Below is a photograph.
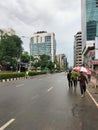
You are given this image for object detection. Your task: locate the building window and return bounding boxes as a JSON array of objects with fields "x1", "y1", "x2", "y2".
[
  {"x1": 92, "y1": 56, "x2": 95, "y2": 60},
  {"x1": 45, "y1": 36, "x2": 51, "y2": 42},
  {"x1": 31, "y1": 37, "x2": 34, "y2": 42},
  {"x1": 40, "y1": 37, "x2": 42, "y2": 43},
  {"x1": 96, "y1": 0, "x2": 98, "y2": 7}
]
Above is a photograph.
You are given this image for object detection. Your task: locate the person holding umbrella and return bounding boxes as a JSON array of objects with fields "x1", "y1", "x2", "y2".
[
  {"x1": 71, "y1": 70, "x2": 78, "y2": 90},
  {"x1": 78, "y1": 71, "x2": 88, "y2": 97}
]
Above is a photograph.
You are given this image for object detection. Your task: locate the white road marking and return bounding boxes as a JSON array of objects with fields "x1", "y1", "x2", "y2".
[
  {"x1": 47, "y1": 77, "x2": 51, "y2": 78},
  {"x1": 47, "y1": 87, "x2": 53, "y2": 92},
  {"x1": 0, "y1": 118, "x2": 15, "y2": 130},
  {"x1": 15, "y1": 84, "x2": 24, "y2": 87},
  {"x1": 31, "y1": 95, "x2": 40, "y2": 100},
  {"x1": 87, "y1": 89, "x2": 98, "y2": 108},
  {"x1": 39, "y1": 78, "x2": 42, "y2": 80}
]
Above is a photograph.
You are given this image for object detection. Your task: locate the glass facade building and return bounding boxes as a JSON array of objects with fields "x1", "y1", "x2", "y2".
[
  {"x1": 30, "y1": 31, "x2": 56, "y2": 62},
  {"x1": 81, "y1": 0, "x2": 98, "y2": 51}
]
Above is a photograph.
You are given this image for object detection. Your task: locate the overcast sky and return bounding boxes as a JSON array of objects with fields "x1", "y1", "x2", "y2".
[{"x1": 0, "y1": 0, "x2": 81, "y2": 66}]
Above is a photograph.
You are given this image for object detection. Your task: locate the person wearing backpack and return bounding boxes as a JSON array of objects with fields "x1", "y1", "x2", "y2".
[{"x1": 67, "y1": 70, "x2": 73, "y2": 88}]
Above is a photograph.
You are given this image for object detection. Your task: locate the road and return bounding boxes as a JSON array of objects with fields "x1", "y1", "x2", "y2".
[{"x1": 0, "y1": 72, "x2": 98, "y2": 130}]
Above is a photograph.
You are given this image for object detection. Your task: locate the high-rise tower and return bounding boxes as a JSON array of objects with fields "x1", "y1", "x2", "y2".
[
  {"x1": 81, "y1": 0, "x2": 98, "y2": 70},
  {"x1": 81, "y1": 0, "x2": 98, "y2": 52},
  {"x1": 74, "y1": 32, "x2": 82, "y2": 67},
  {"x1": 30, "y1": 31, "x2": 56, "y2": 62}
]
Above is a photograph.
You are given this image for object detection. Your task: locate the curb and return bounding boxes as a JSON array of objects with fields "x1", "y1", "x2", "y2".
[
  {"x1": 87, "y1": 89, "x2": 98, "y2": 108},
  {"x1": 87, "y1": 81, "x2": 98, "y2": 108},
  {"x1": 0, "y1": 77, "x2": 25, "y2": 82}
]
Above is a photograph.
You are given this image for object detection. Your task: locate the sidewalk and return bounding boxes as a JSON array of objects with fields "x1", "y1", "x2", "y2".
[{"x1": 87, "y1": 76, "x2": 98, "y2": 106}]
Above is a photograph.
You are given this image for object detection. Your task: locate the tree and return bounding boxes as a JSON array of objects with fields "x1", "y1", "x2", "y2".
[
  {"x1": 21, "y1": 52, "x2": 30, "y2": 63},
  {"x1": 32, "y1": 61, "x2": 41, "y2": 69},
  {"x1": 40, "y1": 54, "x2": 51, "y2": 70},
  {"x1": 11, "y1": 35, "x2": 23, "y2": 58},
  {"x1": 0, "y1": 34, "x2": 23, "y2": 70},
  {"x1": 31, "y1": 54, "x2": 56, "y2": 71},
  {"x1": 47, "y1": 61, "x2": 54, "y2": 70}
]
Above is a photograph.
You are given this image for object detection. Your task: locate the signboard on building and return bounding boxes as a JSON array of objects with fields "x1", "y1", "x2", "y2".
[
  {"x1": 90, "y1": 61, "x2": 98, "y2": 65},
  {"x1": 89, "y1": 51, "x2": 95, "y2": 56}
]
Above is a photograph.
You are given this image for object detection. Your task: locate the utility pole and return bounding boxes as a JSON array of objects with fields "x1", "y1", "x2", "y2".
[{"x1": 21, "y1": 36, "x2": 31, "y2": 70}]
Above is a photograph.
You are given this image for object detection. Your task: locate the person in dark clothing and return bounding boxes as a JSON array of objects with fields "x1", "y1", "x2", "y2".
[
  {"x1": 88, "y1": 74, "x2": 91, "y2": 82},
  {"x1": 78, "y1": 71, "x2": 88, "y2": 97},
  {"x1": 67, "y1": 70, "x2": 73, "y2": 88}
]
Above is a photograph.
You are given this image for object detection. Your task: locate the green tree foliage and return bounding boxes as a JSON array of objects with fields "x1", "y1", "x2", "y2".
[
  {"x1": 32, "y1": 54, "x2": 55, "y2": 71},
  {"x1": 0, "y1": 34, "x2": 23, "y2": 70},
  {"x1": 33, "y1": 61, "x2": 41, "y2": 69},
  {"x1": 47, "y1": 61, "x2": 54, "y2": 70},
  {"x1": 21, "y1": 52, "x2": 30, "y2": 63},
  {"x1": 11, "y1": 35, "x2": 23, "y2": 58},
  {"x1": 40, "y1": 54, "x2": 50, "y2": 69}
]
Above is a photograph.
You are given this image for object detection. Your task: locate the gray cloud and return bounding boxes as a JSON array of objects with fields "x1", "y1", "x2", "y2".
[{"x1": 0, "y1": 0, "x2": 81, "y2": 66}]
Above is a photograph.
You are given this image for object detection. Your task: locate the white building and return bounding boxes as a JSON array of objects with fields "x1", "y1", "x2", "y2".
[
  {"x1": 0, "y1": 28, "x2": 16, "y2": 36},
  {"x1": 81, "y1": 0, "x2": 98, "y2": 69},
  {"x1": 56, "y1": 54, "x2": 67, "y2": 70},
  {"x1": 74, "y1": 32, "x2": 82, "y2": 67},
  {"x1": 30, "y1": 31, "x2": 56, "y2": 62}
]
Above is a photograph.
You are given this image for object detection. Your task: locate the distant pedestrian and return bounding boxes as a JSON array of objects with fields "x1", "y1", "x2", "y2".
[
  {"x1": 67, "y1": 70, "x2": 73, "y2": 88},
  {"x1": 78, "y1": 71, "x2": 88, "y2": 97},
  {"x1": 88, "y1": 74, "x2": 91, "y2": 82},
  {"x1": 25, "y1": 69, "x2": 29, "y2": 79},
  {"x1": 87, "y1": 68, "x2": 91, "y2": 82}
]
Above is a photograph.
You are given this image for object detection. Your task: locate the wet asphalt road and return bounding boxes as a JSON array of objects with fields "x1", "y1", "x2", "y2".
[{"x1": 0, "y1": 72, "x2": 98, "y2": 130}]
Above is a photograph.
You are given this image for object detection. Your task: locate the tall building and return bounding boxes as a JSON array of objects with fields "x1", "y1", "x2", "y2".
[
  {"x1": 81, "y1": 0, "x2": 98, "y2": 52},
  {"x1": 74, "y1": 32, "x2": 82, "y2": 67},
  {"x1": 81, "y1": 0, "x2": 98, "y2": 70},
  {"x1": 56, "y1": 54, "x2": 68, "y2": 70},
  {"x1": 30, "y1": 31, "x2": 56, "y2": 62},
  {"x1": 0, "y1": 28, "x2": 16, "y2": 36}
]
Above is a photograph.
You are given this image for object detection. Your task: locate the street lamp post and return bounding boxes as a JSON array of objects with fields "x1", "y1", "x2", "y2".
[
  {"x1": 21, "y1": 36, "x2": 31, "y2": 70},
  {"x1": 17, "y1": 58, "x2": 21, "y2": 72}
]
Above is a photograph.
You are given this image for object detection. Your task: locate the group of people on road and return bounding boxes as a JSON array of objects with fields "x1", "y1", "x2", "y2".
[
  {"x1": 67, "y1": 70, "x2": 79, "y2": 88},
  {"x1": 67, "y1": 69, "x2": 89, "y2": 97}
]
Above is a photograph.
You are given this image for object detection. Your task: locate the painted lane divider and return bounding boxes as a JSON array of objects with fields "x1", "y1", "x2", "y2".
[
  {"x1": 15, "y1": 84, "x2": 24, "y2": 87},
  {"x1": 0, "y1": 118, "x2": 15, "y2": 130},
  {"x1": 39, "y1": 78, "x2": 42, "y2": 80},
  {"x1": 31, "y1": 95, "x2": 40, "y2": 101},
  {"x1": 47, "y1": 87, "x2": 53, "y2": 92}
]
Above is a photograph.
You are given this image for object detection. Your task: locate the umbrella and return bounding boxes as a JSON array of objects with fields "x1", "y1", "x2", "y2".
[
  {"x1": 86, "y1": 68, "x2": 91, "y2": 75},
  {"x1": 73, "y1": 66, "x2": 88, "y2": 73},
  {"x1": 79, "y1": 66, "x2": 88, "y2": 73},
  {"x1": 73, "y1": 66, "x2": 80, "y2": 71}
]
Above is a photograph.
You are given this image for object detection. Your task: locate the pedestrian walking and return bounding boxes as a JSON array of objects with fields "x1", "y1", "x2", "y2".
[
  {"x1": 87, "y1": 68, "x2": 92, "y2": 82},
  {"x1": 78, "y1": 71, "x2": 88, "y2": 97},
  {"x1": 71, "y1": 70, "x2": 78, "y2": 90},
  {"x1": 88, "y1": 74, "x2": 91, "y2": 82},
  {"x1": 25, "y1": 69, "x2": 29, "y2": 79},
  {"x1": 67, "y1": 70, "x2": 73, "y2": 88}
]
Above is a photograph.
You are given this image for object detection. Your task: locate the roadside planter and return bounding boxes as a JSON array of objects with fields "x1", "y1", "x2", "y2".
[
  {"x1": 0, "y1": 72, "x2": 25, "y2": 82},
  {"x1": 0, "y1": 71, "x2": 47, "y2": 82}
]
